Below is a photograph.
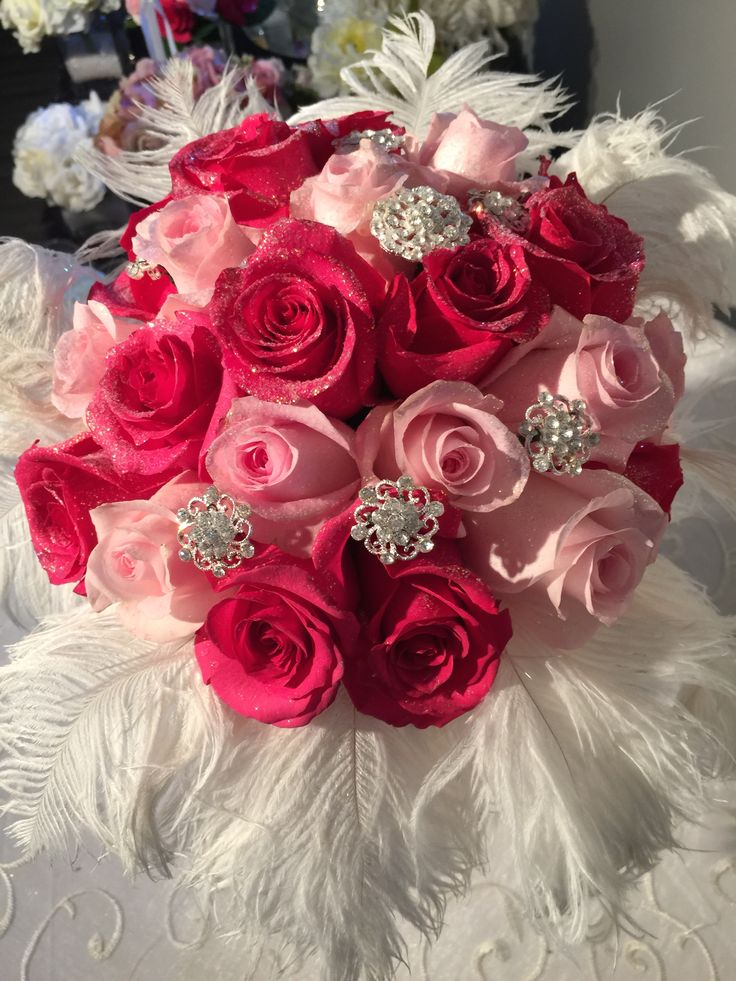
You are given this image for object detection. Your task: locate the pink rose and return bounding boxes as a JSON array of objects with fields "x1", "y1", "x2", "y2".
[
  {"x1": 86, "y1": 473, "x2": 221, "y2": 642},
  {"x1": 132, "y1": 194, "x2": 256, "y2": 296},
  {"x1": 51, "y1": 300, "x2": 141, "y2": 419},
  {"x1": 408, "y1": 108, "x2": 528, "y2": 196},
  {"x1": 206, "y1": 398, "x2": 360, "y2": 556},
  {"x1": 290, "y1": 139, "x2": 408, "y2": 237},
  {"x1": 485, "y1": 307, "x2": 685, "y2": 470},
  {"x1": 356, "y1": 381, "x2": 529, "y2": 512},
  {"x1": 248, "y1": 58, "x2": 285, "y2": 102},
  {"x1": 462, "y1": 469, "x2": 667, "y2": 648}
]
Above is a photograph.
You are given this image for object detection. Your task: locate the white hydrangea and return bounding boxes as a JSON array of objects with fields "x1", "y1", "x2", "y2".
[
  {"x1": 13, "y1": 94, "x2": 106, "y2": 213},
  {"x1": 306, "y1": 0, "x2": 539, "y2": 97},
  {"x1": 0, "y1": 0, "x2": 121, "y2": 54}
]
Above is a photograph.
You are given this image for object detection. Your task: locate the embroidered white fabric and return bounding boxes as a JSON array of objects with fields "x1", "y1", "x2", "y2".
[{"x1": 0, "y1": 323, "x2": 734, "y2": 981}]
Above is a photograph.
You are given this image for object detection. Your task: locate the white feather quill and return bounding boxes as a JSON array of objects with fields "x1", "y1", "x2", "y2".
[
  {"x1": 289, "y1": 12, "x2": 567, "y2": 153},
  {"x1": 77, "y1": 61, "x2": 275, "y2": 206}
]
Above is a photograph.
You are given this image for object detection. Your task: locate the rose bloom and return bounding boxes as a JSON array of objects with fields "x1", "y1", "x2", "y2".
[
  {"x1": 132, "y1": 194, "x2": 255, "y2": 297},
  {"x1": 356, "y1": 380, "x2": 528, "y2": 513},
  {"x1": 462, "y1": 468, "x2": 668, "y2": 648},
  {"x1": 291, "y1": 139, "x2": 408, "y2": 237},
  {"x1": 407, "y1": 108, "x2": 528, "y2": 196},
  {"x1": 51, "y1": 300, "x2": 141, "y2": 419},
  {"x1": 15, "y1": 433, "x2": 156, "y2": 586},
  {"x1": 521, "y1": 173, "x2": 645, "y2": 322},
  {"x1": 195, "y1": 563, "x2": 356, "y2": 727},
  {"x1": 379, "y1": 235, "x2": 550, "y2": 397},
  {"x1": 247, "y1": 57, "x2": 285, "y2": 102},
  {"x1": 169, "y1": 115, "x2": 321, "y2": 225},
  {"x1": 125, "y1": 0, "x2": 194, "y2": 42},
  {"x1": 85, "y1": 473, "x2": 222, "y2": 642},
  {"x1": 206, "y1": 397, "x2": 360, "y2": 556},
  {"x1": 88, "y1": 264, "x2": 175, "y2": 322},
  {"x1": 486, "y1": 307, "x2": 685, "y2": 470},
  {"x1": 87, "y1": 321, "x2": 236, "y2": 478},
  {"x1": 207, "y1": 219, "x2": 384, "y2": 418}
]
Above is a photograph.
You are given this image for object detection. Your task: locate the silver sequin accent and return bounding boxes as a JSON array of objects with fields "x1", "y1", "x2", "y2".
[
  {"x1": 126, "y1": 258, "x2": 162, "y2": 280},
  {"x1": 350, "y1": 475, "x2": 445, "y2": 564},
  {"x1": 334, "y1": 128, "x2": 406, "y2": 153},
  {"x1": 371, "y1": 185, "x2": 472, "y2": 262},
  {"x1": 519, "y1": 392, "x2": 600, "y2": 476},
  {"x1": 176, "y1": 486, "x2": 254, "y2": 578},
  {"x1": 468, "y1": 188, "x2": 529, "y2": 233}
]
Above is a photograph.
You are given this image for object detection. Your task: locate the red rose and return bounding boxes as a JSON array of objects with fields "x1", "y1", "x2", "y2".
[
  {"x1": 299, "y1": 111, "x2": 405, "y2": 168},
  {"x1": 590, "y1": 440, "x2": 683, "y2": 516},
  {"x1": 169, "y1": 115, "x2": 321, "y2": 225},
  {"x1": 15, "y1": 433, "x2": 155, "y2": 586},
  {"x1": 86, "y1": 320, "x2": 236, "y2": 477},
  {"x1": 346, "y1": 556, "x2": 510, "y2": 728},
  {"x1": 522, "y1": 173, "x2": 644, "y2": 321},
  {"x1": 194, "y1": 564, "x2": 356, "y2": 727},
  {"x1": 207, "y1": 218, "x2": 384, "y2": 418},
  {"x1": 88, "y1": 267, "x2": 174, "y2": 323}
]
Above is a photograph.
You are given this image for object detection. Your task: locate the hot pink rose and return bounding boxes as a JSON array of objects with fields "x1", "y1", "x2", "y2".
[
  {"x1": 195, "y1": 563, "x2": 355, "y2": 727},
  {"x1": 408, "y1": 108, "x2": 528, "y2": 196},
  {"x1": 206, "y1": 398, "x2": 360, "y2": 556},
  {"x1": 356, "y1": 381, "x2": 529, "y2": 513},
  {"x1": 462, "y1": 469, "x2": 667, "y2": 648},
  {"x1": 85, "y1": 474, "x2": 221, "y2": 642},
  {"x1": 132, "y1": 194, "x2": 256, "y2": 296},
  {"x1": 52, "y1": 301, "x2": 141, "y2": 419},
  {"x1": 485, "y1": 307, "x2": 686, "y2": 470},
  {"x1": 291, "y1": 140, "x2": 408, "y2": 237}
]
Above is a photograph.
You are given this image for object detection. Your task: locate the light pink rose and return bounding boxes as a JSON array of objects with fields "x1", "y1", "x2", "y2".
[
  {"x1": 485, "y1": 307, "x2": 686, "y2": 470},
  {"x1": 408, "y1": 108, "x2": 528, "y2": 197},
  {"x1": 206, "y1": 398, "x2": 360, "y2": 556},
  {"x1": 132, "y1": 194, "x2": 256, "y2": 296},
  {"x1": 51, "y1": 300, "x2": 141, "y2": 419},
  {"x1": 86, "y1": 473, "x2": 220, "y2": 643},
  {"x1": 356, "y1": 380, "x2": 529, "y2": 512},
  {"x1": 291, "y1": 139, "x2": 408, "y2": 236},
  {"x1": 249, "y1": 58, "x2": 285, "y2": 102},
  {"x1": 462, "y1": 468, "x2": 667, "y2": 648}
]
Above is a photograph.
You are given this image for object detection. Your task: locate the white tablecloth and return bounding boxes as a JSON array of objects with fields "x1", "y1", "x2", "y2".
[{"x1": 1, "y1": 325, "x2": 735, "y2": 981}]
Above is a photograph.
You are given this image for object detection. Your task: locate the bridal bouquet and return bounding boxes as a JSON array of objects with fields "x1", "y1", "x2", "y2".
[{"x1": 2, "y1": 14, "x2": 736, "y2": 981}]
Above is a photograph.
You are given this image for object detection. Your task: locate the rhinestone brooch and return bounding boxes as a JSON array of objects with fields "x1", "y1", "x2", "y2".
[
  {"x1": 176, "y1": 486, "x2": 255, "y2": 578},
  {"x1": 468, "y1": 188, "x2": 529, "y2": 233},
  {"x1": 519, "y1": 392, "x2": 600, "y2": 476},
  {"x1": 126, "y1": 258, "x2": 162, "y2": 280},
  {"x1": 350, "y1": 476, "x2": 445, "y2": 564},
  {"x1": 371, "y1": 186, "x2": 472, "y2": 262},
  {"x1": 334, "y1": 128, "x2": 406, "y2": 153}
]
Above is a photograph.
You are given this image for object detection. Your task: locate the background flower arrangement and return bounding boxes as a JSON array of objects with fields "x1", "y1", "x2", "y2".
[
  {"x1": 0, "y1": 0, "x2": 120, "y2": 52},
  {"x1": 1, "y1": 11, "x2": 736, "y2": 981}
]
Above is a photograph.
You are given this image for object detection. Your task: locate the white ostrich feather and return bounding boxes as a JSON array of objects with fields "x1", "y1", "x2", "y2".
[
  {"x1": 553, "y1": 108, "x2": 736, "y2": 338},
  {"x1": 77, "y1": 62, "x2": 275, "y2": 206},
  {"x1": 289, "y1": 12, "x2": 568, "y2": 153},
  {"x1": 0, "y1": 558, "x2": 733, "y2": 979}
]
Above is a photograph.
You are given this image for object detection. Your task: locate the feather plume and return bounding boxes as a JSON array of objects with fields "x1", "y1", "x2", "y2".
[
  {"x1": 289, "y1": 12, "x2": 568, "y2": 153},
  {"x1": 1, "y1": 560, "x2": 733, "y2": 979},
  {"x1": 553, "y1": 108, "x2": 736, "y2": 337},
  {"x1": 77, "y1": 63, "x2": 276, "y2": 206}
]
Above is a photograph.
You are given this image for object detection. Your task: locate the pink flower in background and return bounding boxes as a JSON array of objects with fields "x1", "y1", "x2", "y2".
[
  {"x1": 248, "y1": 58, "x2": 285, "y2": 102},
  {"x1": 85, "y1": 473, "x2": 220, "y2": 642},
  {"x1": 132, "y1": 194, "x2": 256, "y2": 296},
  {"x1": 462, "y1": 468, "x2": 667, "y2": 648},
  {"x1": 206, "y1": 397, "x2": 360, "y2": 556},
  {"x1": 356, "y1": 380, "x2": 529, "y2": 513},
  {"x1": 486, "y1": 307, "x2": 685, "y2": 470},
  {"x1": 52, "y1": 300, "x2": 141, "y2": 419}
]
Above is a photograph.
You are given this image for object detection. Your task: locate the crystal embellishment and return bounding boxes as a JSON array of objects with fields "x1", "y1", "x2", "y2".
[
  {"x1": 126, "y1": 258, "x2": 162, "y2": 280},
  {"x1": 519, "y1": 392, "x2": 600, "y2": 476},
  {"x1": 468, "y1": 188, "x2": 529, "y2": 232},
  {"x1": 350, "y1": 475, "x2": 445, "y2": 564},
  {"x1": 176, "y1": 486, "x2": 254, "y2": 578},
  {"x1": 371, "y1": 186, "x2": 472, "y2": 261},
  {"x1": 335, "y1": 128, "x2": 406, "y2": 153}
]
